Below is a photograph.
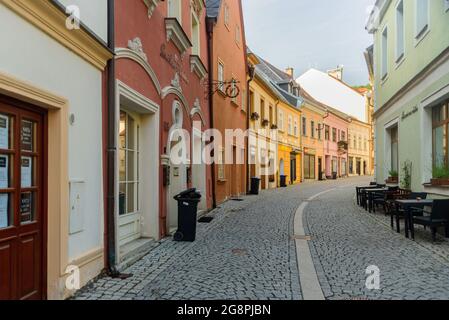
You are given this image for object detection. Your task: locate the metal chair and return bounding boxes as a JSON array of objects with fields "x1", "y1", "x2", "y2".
[{"x1": 411, "y1": 199, "x2": 449, "y2": 242}]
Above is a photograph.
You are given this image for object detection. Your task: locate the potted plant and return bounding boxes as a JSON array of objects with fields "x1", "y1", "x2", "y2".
[
  {"x1": 386, "y1": 170, "x2": 398, "y2": 184},
  {"x1": 431, "y1": 165, "x2": 449, "y2": 186},
  {"x1": 401, "y1": 161, "x2": 412, "y2": 190},
  {"x1": 250, "y1": 112, "x2": 260, "y2": 121},
  {"x1": 262, "y1": 119, "x2": 269, "y2": 127},
  {"x1": 270, "y1": 124, "x2": 278, "y2": 130}
]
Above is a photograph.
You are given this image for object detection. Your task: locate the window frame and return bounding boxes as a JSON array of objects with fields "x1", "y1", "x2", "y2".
[
  {"x1": 415, "y1": 0, "x2": 430, "y2": 43},
  {"x1": 218, "y1": 60, "x2": 225, "y2": 93},
  {"x1": 395, "y1": 0, "x2": 405, "y2": 64},
  {"x1": 432, "y1": 100, "x2": 449, "y2": 169},
  {"x1": 381, "y1": 25, "x2": 389, "y2": 81}
]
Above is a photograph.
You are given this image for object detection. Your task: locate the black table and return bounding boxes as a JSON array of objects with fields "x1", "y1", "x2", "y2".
[
  {"x1": 365, "y1": 188, "x2": 388, "y2": 213},
  {"x1": 356, "y1": 186, "x2": 382, "y2": 206},
  {"x1": 395, "y1": 199, "x2": 434, "y2": 239}
]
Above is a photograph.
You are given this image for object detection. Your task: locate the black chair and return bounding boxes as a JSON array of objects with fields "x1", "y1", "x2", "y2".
[
  {"x1": 391, "y1": 192, "x2": 428, "y2": 232},
  {"x1": 411, "y1": 199, "x2": 449, "y2": 242},
  {"x1": 372, "y1": 186, "x2": 399, "y2": 213}
]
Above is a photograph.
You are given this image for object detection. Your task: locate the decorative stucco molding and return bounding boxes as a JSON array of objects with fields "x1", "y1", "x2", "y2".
[
  {"x1": 115, "y1": 47, "x2": 162, "y2": 94},
  {"x1": 1, "y1": 0, "x2": 112, "y2": 70},
  {"x1": 190, "y1": 55, "x2": 207, "y2": 80},
  {"x1": 142, "y1": 0, "x2": 161, "y2": 18},
  {"x1": 171, "y1": 73, "x2": 182, "y2": 92},
  {"x1": 127, "y1": 37, "x2": 148, "y2": 62},
  {"x1": 165, "y1": 18, "x2": 192, "y2": 54},
  {"x1": 190, "y1": 98, "x2": 206, "y2": 125}
]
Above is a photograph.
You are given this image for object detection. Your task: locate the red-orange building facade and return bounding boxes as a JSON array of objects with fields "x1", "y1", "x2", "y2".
[{"x1": 206, "y1": 0, "x2": 248, "y2": 204}]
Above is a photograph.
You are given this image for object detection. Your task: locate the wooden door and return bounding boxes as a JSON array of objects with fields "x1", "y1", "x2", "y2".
[{"x1": 0, "y1": 97, "x2": 45, "y2": 300}]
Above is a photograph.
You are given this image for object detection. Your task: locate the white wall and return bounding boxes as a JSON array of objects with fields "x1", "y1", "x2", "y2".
[
  {"x1": 58, "y1": 0, "x2": 108, "y2": 42},
  {"x1": 0, "y1": 4, "x2": 104, "y2": 261}
]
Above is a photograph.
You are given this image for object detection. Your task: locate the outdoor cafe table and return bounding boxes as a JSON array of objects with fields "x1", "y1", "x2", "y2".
[
  {"x1": 364, "y1": 188, "x2": 389, "y2": 213},
  {"x1": 395, "y1": 199, "x2": 434, "y2": 239},
  {"x1": 356, "y1": 186, "x2": 382, "y2": 206}
]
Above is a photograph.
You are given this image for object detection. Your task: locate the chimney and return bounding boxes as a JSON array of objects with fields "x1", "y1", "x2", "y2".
[
  {"x1": 327, "y1": 65, "x2": 344, "y2": 80},
  {"x1": 285, "y1": 67, "x2": 294, "y2": 78}
]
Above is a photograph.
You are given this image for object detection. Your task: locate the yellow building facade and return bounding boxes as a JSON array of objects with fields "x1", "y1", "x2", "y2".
[
  {"x1": 348, "y1": 118, "x2": 371, "y2": 176},
  {"x1": 277, "y1": 100, "x2": 302, "y2": 186},
  {"x1": 299, "y1": 98, "x2": 326, "y2": 181}
]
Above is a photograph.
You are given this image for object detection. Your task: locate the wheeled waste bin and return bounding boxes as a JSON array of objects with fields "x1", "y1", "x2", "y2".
[{"x1": 173, "y1": 188, "x2": 202, "y2": 242}]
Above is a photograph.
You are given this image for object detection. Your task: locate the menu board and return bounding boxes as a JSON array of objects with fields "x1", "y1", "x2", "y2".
[
  {"x1": 0, "y1": 114, "x2": 9, "y2": 150},
  {"x1": 21, "y1": 156, "x2": 32, "y2": 188},
  {"x1": 20, "y1": 192, "x2": 32, "y2": 223},
  {"x1": 21, "y1": 120, "x2": 33, "y2": 152},
  {"x1": 0, "y1": 155, "x2": 8, "y2": 228}
]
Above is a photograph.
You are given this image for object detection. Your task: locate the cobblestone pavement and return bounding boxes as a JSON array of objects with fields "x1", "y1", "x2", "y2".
[
  {"x1": 305, "y1": 179, "x2": 449, "y2": 300},
  {"x1": 73, "y1": 177, "x2": 449, "y2": 300},
  {"x1": 73, "y1": 179, "x2": 339, "y2": 300}
]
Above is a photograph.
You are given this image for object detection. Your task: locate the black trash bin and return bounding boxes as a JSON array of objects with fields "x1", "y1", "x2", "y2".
[
  {"x1": 173, "y1": 188, "x2": 202, "y2": 242},
  {"x1": 332, "y1": 172, "x2": 338, "y2": 180},
  {"x1": 280, "y1": 175, "x2": 287, "y2": 187},
  {"x1": 250, "y1": 177, "x2": 261, "y2": 195}
]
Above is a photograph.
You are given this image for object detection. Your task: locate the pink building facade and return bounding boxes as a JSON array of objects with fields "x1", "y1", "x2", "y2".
[{"x1": 323, "y1": 111, "x2": 349, "y2": 179}]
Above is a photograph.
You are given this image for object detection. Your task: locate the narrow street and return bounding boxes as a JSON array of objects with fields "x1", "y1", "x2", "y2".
[{"x1": 74, "y1": 177, "x2": 449, "y2": 300}]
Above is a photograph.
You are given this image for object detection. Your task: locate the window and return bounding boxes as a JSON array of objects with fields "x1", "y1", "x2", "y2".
[
  {"x1": 348, "y1": 134, "x2": 352, "y2": 148},
  {"x1": 294, "y1": 118, "x2": 298, "y2": 136},
  {"x1": 288, "y1": 116, "x2": 292, "y2": 135},
  {"x1": 119, "y1": 111, "x2": 140, "y2": 216},
  {"x1": 341, "y1": 131, "x2": 346, "y2": 142},
  {"x1": 415, "y1": 0, "x2": 429, "y2": 39},
  {"x1": 358, "y1": 136, "x2": 362, "y2": 150},
  {"x1": 390, "y1": 127, "x2": 399, "y2": 172},
  {"x1": 218, "y1": 148, "x2": 225, "y2": 180},
  {"x1": 396, "y1": 0, "x2": 405, "y2": 62},
  {"x1": 364, "y1": 138, "x2": 367, "y2": 151},
  {"x1": 167, "y1": 0, "x2": 181, "y2": 23},
  {"x1": 235, "y1": 25, "x2": 241, "y2": 46},
  {"x1": 311, "y1": 121, "x2": 315, "y2": 138},
  {"x1": 381, "y1": 27, "x2": 388, "y2": 79},
  {"x1": 278, "y1": 111, "x2": 284, "y2": 131},
  {"x1": 218, "y1": 62, "x2": 224, "y2": 92},
  {"x1": 302, "y1": 117, "x2": 307, "y2": 136},
  {"x1": 260, "y1": 99, "x2": 265, "y2": 123},
  {"x1": 249, "y1": 90, "x2": 254, "y2": 114},
  {"x1": 224, "y1": 3, "x2": 230, "y2": 28},
  {"x1": 304, "y1": 154, "x2": 316, "y2": 180},
  {"x1": 241, "y1": 89, "x2": 246, "y2": 112},
  {"x1": 325, "y1": 125, "x2": 330, "y2": 140},
  {"x1": 332, "y1": 128, "x2": 337, "y2": 142},
  {"x1": 269, "y1": 105, "x2": 274, "y2": 126},
  {"x1": 318, "y1": 123, "x2": 322, "y2": 140},
  {"x1": 445, "y1": 0, "x2": 449, "y2": 12},
  {"x1": 191, "y1": 12, "x2": 200, "y2": 56},
  {"x1": 349, "y1": 157, "x2": 354, "y2": 174},
  {"x1": 432, "y1": 101, "x2": 448, "y2": 170},
  {"x1": 354, "y1": 135, "x2": 357, "y2": 149}
]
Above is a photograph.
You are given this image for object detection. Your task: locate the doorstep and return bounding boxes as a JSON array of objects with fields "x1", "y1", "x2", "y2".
[{"x1": 117, "y1": 238, "x2": 159, "y2": 272}]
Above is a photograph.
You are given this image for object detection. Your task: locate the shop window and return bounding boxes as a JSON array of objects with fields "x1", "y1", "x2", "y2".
[
  {"x1": 304, "y1": 154, "x2": 316, "y2": 180},
  {"x1": 432, "y1": 101, "x2": 448, "y2": 169},
  {"x1": 349, "y1": 157, "x2": 354, "y2": 174}
]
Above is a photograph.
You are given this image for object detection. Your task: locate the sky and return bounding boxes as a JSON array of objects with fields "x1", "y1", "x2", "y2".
[{"x1": 242, "y1": 0, "x2": 375, "y2": 86}]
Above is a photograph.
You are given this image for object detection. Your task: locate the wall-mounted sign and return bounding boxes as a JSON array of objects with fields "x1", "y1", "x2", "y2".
[
  {"x1": 20, "y1": 192, "x2": 32, "y2": 223},
  {"x1": 21, "y1": 156, "x2": 32, "y2": 188},
  {"x1": 401, "y1": 106, "x2": 418, "y2": 121}
]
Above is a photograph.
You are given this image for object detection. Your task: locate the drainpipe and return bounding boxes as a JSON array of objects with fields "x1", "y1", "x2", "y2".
[
  {"x1": 246, "y1": 64, "x2": 256, "y2": 193},
  {"x1": 206, "y1": 18, "x2": 217, "y2": 209},
  {"x1": 106, "y1": 0, "x2": 119, "y2": 276}
]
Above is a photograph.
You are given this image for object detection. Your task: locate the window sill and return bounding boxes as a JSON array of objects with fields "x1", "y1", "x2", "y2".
[
  {"x1": 414, "y1": 27, "x2": 430, "y2": 48},
  {"x1": 230, "y1": 100, "x2": 239, "y2": 108},
  {"x1": 217, "y1": 178, "x2": 227, "y2": 184},
  {"x1": 381, "y1": 74, "x2": 389, "y2": 86},
  {"x1": 394, "y1": 54, "x2": 405, "y2": 70},
  {"x1": 217, "y1": 89, "x2": 227, "y2": 98},
  {"x1": 423, "y1": 183, "x2": 449, "y2": 197}
]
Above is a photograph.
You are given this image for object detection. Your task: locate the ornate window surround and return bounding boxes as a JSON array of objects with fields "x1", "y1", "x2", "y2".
[{"x1": 165, "y1": 18, "x2": 192, "y2": 54}]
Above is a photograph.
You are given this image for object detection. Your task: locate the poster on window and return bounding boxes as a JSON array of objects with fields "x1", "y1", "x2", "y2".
[
  {"x1": 0, "y1": 155, "x2": 8, "y2": 188},
  {"x1": 21, "y1": 120, "x2": 33, "y2": 152},
  {"x1": 20, "y1": 192, "x2": 32, "y2": 223},
  {"x1": 21, "y1": 156, "x2": 32, "y2": 188},
  {"x1": 0, "y1": 115, "x2": 9, "y2": 150},
  {"x1": 0, "y1": 194, "x2": 8, "y2": 228}
]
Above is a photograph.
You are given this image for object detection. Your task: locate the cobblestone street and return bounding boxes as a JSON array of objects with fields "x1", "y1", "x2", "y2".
[{"x1": 74, "y1": 177, "x2": 449, "y2": 300}]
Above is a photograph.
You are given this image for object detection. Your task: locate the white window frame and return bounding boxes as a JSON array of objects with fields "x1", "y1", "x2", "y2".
[
  {"x1": 235, "y1": 25, "x2": 241, "y2": 46},
  {"x1": 218, "y1": 60, "x2": 225, "y2": 92},
  {"x1": 414, "y1": 0, "x2": 430, "y2": 45},
  {"x1": 381, "y1": 25, "x2": 389, "y2": 81},
  {"x1": 294, "y1": 118, "x2": 298, "y2": 137},
  {"x1": 167, "y1": 0, "x2": 182, "y2": 24},
  {"x1": 395, "y1": 0, "x2": 405, "y2": 65},
  {"x1": 191, "y1": 9, "x2": 200, "y2": 56},
  {"x1": 288, "y1": 116, "x2": 292, "y2": 135},
  {"x1": 278, "y1": 110, "x2": 284, "y2": 131}
]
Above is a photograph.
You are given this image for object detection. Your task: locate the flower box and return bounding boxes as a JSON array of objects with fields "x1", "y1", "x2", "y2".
[
  {"x1": 386, "y1": 177, "x2": 398, "y2": 184},
  {"x1": 250, "y1": 112, "x2": 260, "y2": 121},
  {"x1": 430, "y1": 178, "x2": 449, "y2": 186}
]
